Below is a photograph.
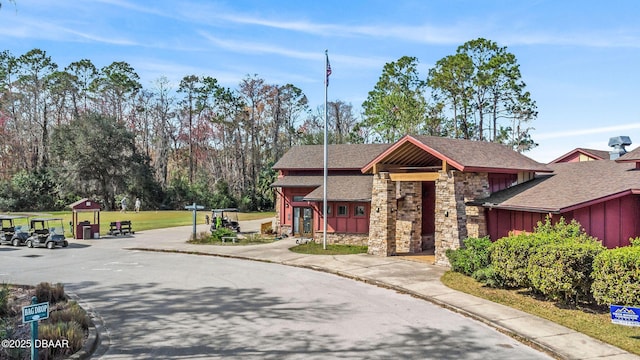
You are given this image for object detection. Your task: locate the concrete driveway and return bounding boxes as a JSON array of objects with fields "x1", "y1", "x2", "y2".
[{"x1": 0, "y1": 220, "x2": 554, "y2": 359}]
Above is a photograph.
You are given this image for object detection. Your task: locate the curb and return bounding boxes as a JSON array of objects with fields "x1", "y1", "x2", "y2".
[
  {"x1": 67, "y1": 292, "x2": 106, "y2": 360},
  {"x1": 128, "y1": 247, "x2": 562, "y2": 359}
]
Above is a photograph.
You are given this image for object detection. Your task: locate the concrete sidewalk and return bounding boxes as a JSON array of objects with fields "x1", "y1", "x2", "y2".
[{"x1": 110, "y1": 221, "x2": 638, "y2": 360}]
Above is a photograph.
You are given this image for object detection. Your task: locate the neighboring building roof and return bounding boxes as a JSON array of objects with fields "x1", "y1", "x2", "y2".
[
  {"x1": 473, "y1": 160, "x2": 640, "y2": 213},
  {"x1": 273, "y1": 143, "x2": 391, "y2": 170},
  {"x1": 616, "y1": 146, "x2": 640, "y2": 163},
  {"x1": 362, "y1": 135, "x2": 551, "y2": 174},
  {"x1": 302, "y1": 175, "x2": 374, "y2": 202},
  {"x1": 548, "y1": 148, "x2": 610, "y2": 164}
]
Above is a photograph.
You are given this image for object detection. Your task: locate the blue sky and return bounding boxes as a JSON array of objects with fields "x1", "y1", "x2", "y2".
[{"x1": 2, "y1": 0, "x2": 640, "y2": 163}]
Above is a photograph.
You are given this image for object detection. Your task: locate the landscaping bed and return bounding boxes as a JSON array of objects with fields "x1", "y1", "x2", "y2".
[{"x1": 0, "y1": 283, "x2": 89, "y2": 360}]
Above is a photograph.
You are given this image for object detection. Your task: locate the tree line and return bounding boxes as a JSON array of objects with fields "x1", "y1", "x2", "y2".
[{"x1": 0, "y1": 38, "x2": 537, "y2": 212}]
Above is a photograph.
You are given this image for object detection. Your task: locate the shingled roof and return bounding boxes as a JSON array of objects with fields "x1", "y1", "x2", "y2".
[
  {"x1": 273, "y1": 144, "x2": 391, "y2": 170},
  {"x1": 363, "y1": 135, "x2": 550, "y2": 174},
  {"x1": 301, "y1": 175, "x2": 374, "y2": 202},
  {"x1": 473, "y1": 160, "x2": 640, "y2": 213},
  {"x1": 616, "y1": 146, "x2": 640, "y2": 162},
  {"x1": 270, "y1": 175, "x2": 373, "y2": 202},
  {"x1": 271, "y1": 176, "x2": 323, "y2": 188},
  {"x1": 549, "y1": 148, "x2": 610, "y2": 164}
]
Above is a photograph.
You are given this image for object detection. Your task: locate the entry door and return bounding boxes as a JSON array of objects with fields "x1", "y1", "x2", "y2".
[{"x1": 293, "y1": 207, "x2": 313, "y2": 237}]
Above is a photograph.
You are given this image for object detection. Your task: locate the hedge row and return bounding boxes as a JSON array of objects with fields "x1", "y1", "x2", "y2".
[
  {"x1": 591, "y1": 239, "x2": 640, "y2": 306},
  {"x1": 446, "y1": 218, "x2": 640, "y2": 306}
]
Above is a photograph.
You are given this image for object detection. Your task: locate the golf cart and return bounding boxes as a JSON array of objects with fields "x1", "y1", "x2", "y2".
[
  {"x1": 0, "y1": 215, "x2": 28, "y2": 246},
  {"x1": 210, "y1": 208, "x2": 241, "y2": 233},
  {"x1": 25, "y1": 217, "x2": 68, "y2": 249}
]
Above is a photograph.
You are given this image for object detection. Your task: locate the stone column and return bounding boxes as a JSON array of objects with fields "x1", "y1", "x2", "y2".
[
  {"x1": 394, "y1": 181, "x2": 422, "y2": 253},
  {"x1": 274, "y1": 188, "x2": 282, "y2": 234},
  {"x1": 368, "y1": 172, "x2": 396, "y2": 256},
  {"x1": 434, "y1": 171, "x2": 489, "y2": 265}
]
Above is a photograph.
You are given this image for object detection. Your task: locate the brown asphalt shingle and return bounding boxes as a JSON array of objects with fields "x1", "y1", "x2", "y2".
[
  {"x1": 617, "y1": 146, "x2": 640, "y2": 162},
  {"x1": 411, "y1": 135, "x2": 551, "y2": 172},
  {"x1": 271, "y1": 175, "x2": 373, "y2": 202},
  {"x1": 271, "y1": 176, "x2": 323, "y2": 188},
  {"x1": 302, "y1": 175, "x2": 374, "y2": 202},
  {"x1": 475, "y1": 160, "x2": 640, "y2": 212},
  {"x1": 273, "y1": 144, "x2": 391, "y2": 170}
]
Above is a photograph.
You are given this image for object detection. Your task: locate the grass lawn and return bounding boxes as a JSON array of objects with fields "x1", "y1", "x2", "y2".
[
  {"x1": 13, "y1": 210, "x2": 275, "y2": 236},
  {"x1": 289, "y1": 241, "x2": 368, "y2": 255},
  {"x1": 441, "y1": 271, "x2": 640, "y2": 355}
]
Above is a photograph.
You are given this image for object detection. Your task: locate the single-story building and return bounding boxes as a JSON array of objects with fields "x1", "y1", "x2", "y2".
[{"x1": 272, "y1": 135, "x2": 640, "y2": 265}]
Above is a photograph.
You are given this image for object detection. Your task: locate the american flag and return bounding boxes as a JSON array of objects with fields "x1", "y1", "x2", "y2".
[{"x1": 326, "y1": 54, "x2": 332, "y2": 86}]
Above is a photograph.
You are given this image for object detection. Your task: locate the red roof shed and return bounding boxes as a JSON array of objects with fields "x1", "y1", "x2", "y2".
[{"x1": 69, "y1": 198, "x2": 101, "y2": 239}]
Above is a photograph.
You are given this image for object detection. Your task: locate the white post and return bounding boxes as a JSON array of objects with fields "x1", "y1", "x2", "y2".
[{"x1": 323, "y1": 50, "x2": 329, "y2": 250}]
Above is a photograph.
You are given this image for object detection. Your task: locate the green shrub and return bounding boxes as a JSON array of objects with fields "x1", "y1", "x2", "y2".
[
  {"x1": 445, "y1": 237, "x2": 492, "y2": 276},
  {"x1": 47, "y1": 301, "x2": 91, "y2": 330},
  {"x1": 490, "y1": 233, "x2": 543, "y2": 288},
  {"x1": 0, "y1": 283, "x2": 9, "y2": 317},
  {"x1": 39, "y1": 321, "x2": 85, "y2": 358},
  {"x1": 527, "y1": 240, "x2": 605, "y2": 303},
  {"x1": 592, "y1": 245, "x2": 640, "y2": 306},
  {"x1": 471, "y1": 265, "x2": 503, "y2": 288},
  {"x1": 35, "y1": 282, "x2": 66, "y2": 304},
  {"x1": 534, "y1": 217, "x2": 590, "y2": 241},
  {"x1": 490, "y1": 217, "x2": 593, "y2": 289},
  {"x1": 211, "y1": 228, "x2": 237, "y2": 241}
]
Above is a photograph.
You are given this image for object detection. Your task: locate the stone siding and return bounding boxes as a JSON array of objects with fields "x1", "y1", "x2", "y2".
[
  {"x1": 434, "y1": 171, "x2": 489, "y2": 265},
  {"x1": 394, "y1": 181, "x2": 422, "y2": 253},
  {"x1": 274, "y1": 189, "x2": 282, "y2": 234},
  {"x1": 368, "y1": 174, "x2": 423, "y2": 256},
  {"x1": 313, "y1": 232, "x2": 368, "y2": 246},
  {"x1": 367, "y1": 172, "x2": 396, "y2": 256}
]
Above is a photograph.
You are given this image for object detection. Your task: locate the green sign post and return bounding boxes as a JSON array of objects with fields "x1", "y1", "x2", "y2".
[{"x1": 22, "y1": 297, "x2": 49, "y2": 360}]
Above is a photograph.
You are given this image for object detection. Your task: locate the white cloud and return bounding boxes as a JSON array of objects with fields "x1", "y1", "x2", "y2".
[
  {"x1": 535, "y1": 123, "x2": 640, "y2": 140},
  {"x1": 197, "y1": 31, "x2": 384, "y2": 69},
  {"x1": 199, "y1": 9, "x2": 640, "y2": 49}
]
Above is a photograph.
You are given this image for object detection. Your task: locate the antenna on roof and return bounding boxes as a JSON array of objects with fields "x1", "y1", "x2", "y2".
[{"x1": 608, "y1": 136, "x2": 632, "y2": 160}]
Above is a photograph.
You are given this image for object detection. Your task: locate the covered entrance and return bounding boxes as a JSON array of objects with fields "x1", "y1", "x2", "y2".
[{"x1": 293, "y1": 207, "x2": 313, "y2": 237}]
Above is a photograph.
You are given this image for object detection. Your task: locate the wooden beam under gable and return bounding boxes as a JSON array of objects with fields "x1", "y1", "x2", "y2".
[{"x1": 389, "y1": 172, "x2": 440, "y2": 182}]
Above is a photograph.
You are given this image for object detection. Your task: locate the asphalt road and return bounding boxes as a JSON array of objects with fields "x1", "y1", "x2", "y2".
[{"x1": 0, "y1": 227, "x2": 553, "y2": 359}]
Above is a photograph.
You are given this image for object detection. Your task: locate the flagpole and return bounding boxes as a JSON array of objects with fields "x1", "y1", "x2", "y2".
[{"x1": 323, "y1": 50, "x2": 329, "y2": 250}]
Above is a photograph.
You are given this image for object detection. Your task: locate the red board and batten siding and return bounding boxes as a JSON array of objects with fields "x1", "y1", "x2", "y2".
[
  {"x1": 488, "y1": 173, "x2": 518, "y2": 193},
  {"x1": 311, "y1": 202, "x2": 370, "y2": 234},
  {"x1": 279, "y1": 188, "x2": 370, "y2": 234},
  {"x1": 486, "y1": 194, "x2": 640, "y2": 248},
  {"x1": 569, "y1": 195, "x2": 640, "y2": 248},
  {"x1": 280, "y1": 187, "x2": 317, "y2": 227}
]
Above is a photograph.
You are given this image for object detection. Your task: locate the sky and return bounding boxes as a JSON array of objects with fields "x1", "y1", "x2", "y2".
[{"x1": 1, "y1": 0, "x2": 640, "y2": 163}]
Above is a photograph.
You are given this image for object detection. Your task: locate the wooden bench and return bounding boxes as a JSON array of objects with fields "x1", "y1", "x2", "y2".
[
  {"x1": 108, "y1": 221, "x2": 134, "y2": 236},
  {"x1": 221, "y1": 236, "x2": 237, "y2": 243}
]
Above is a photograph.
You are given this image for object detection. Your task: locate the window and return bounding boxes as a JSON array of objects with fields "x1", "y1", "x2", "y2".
[
  {"x1": 354, "y1": 205, "x2": 366, "y2": 217},
  {"x1": 292, "y1": 195, "x2": 305, "y2": 202},
  {"x1": 320, "y1": 204, "x2": 332, "y2": 216},
  {"x1": 337, "y1": 205, "x2": 348, "y2": 216}
]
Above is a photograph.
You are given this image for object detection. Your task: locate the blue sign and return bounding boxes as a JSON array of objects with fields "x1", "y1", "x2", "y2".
[
  {"x1": 22, "y1": 302, "x2": 49, "y2": 323},
  {"x1": 610, "y1": 305, "x2": 640, "y2": 327}
]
